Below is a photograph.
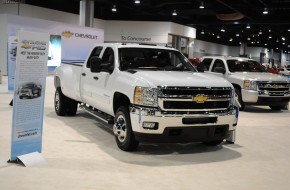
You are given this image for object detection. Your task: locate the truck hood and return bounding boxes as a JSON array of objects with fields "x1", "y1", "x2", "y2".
[
  {"x1": 133, "y1": 71, "x2": 232, "y2": 88},
  {"x1": 231, "y1": 72, "x2": 289, "y2": 82}
]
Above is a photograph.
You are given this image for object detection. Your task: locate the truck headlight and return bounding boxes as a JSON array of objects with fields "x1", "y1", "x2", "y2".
[
  {"x1": 134, "y1": 87, "x2": 159, "y2": 107},
  {"x1": 243, "y1": 80, "x2": 257, "y2": 90}
]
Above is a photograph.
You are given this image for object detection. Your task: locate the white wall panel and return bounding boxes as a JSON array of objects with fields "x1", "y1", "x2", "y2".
[{"x1": 0, "y1": 14, "x2": 8, "y2": 75}]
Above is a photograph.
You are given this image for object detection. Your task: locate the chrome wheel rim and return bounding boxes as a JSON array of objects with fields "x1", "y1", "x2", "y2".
[
  {"x1": 55, "y1": 91, "x2": 60, "y2": 112},
  {"x1": 113, "y1": 115, "x2": 127, "y2": 143}
]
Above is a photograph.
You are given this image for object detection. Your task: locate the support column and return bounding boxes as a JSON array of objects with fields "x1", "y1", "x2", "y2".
[
  {"x1": 79, "y1": 0, "x2": 94, "y2": 27},
  {"x1": 239, "y1": 43, "x2": 247, "y2": 57},
  {"x1": 269, "y1": 49, "x2": 274, "y2": 68}
]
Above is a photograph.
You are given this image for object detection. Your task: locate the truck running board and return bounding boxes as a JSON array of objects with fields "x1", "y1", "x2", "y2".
[{"x1": 79, "y1": 105, "x2": 114, "y2": 124}]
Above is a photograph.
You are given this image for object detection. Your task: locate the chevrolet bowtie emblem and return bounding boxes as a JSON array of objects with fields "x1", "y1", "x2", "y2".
[{"x1": 193, "y1": 94, "x2": 208, "y2": 103}]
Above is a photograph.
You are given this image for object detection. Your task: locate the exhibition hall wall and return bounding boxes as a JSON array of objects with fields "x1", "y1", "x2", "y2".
[{"x1": 0, "y1": 3, "x2": 288, "y2": 75}]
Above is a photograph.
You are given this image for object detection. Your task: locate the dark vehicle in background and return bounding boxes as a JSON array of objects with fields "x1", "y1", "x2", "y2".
[{"x1": 18, "y1": 83, "x2": 42, "y2": 99}]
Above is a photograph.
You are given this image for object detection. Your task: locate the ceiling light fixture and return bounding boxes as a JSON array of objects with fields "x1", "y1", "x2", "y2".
[
  {"x1": 263, "y1": 8, "x2": 268, "y2": 14},
  {"x1": 282, "y1": 37, "x2": 285, "y2": 41},
  {"x1": 259, "y1": 30, "x2": 262, "y2": 35},
  {"x1": 229, "y1": 38, "x2": 233, "y2": 42},
  {"x1": 268, "y1": 35, "x2": 272, "y2": 39},
  {"x1": 288, "y1": 29, "x2": 290, "y2": 32},
  {"x1": 236, "y1": 34, "x2": 239, "y2": 36},
  {"x1": 199, "y1": 1, "x2": 204, "y2": 9},
  {"x1": 217, "y1": 35, "x2": 220, "y2": 39},
  {"x1": 220, "y1": 28, "x2": 225, "y2": 32},
  {"x1": 172, "y1": 10, "x2": 177, "y2": 16},
  {"x1": 112, "y1": 5, "x2": 117, "y2": 12},
  {"x1": 201, "y1": 30, "x2": 205, "y2": 34},
  {"x1": 134, "y1": 0, "x2": 140, "y2": 4},
  {"x1": 246, "y1": 24, "x2": 250, "y2": 29}
]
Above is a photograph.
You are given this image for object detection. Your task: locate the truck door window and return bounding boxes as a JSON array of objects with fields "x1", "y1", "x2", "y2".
[
  {"x1": 212, "y1": 59, "x2": 225, "y2": 72},
  {"x1": 86, "y1": 46, "x2": 103, "y2": 68},
  {"x1": 200, "y1": 58, "x2": 212, "y2": 71},
  {"x1": 102, "y1": 48, "x2": 115, "y2": 65}
]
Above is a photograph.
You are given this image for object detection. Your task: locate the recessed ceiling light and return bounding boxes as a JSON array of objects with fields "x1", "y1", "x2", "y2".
[
  {"x1": 199, "y1": 1, "x2": 205, "y2": 9},
  {"x1": 268, "y1": 35, "x2": 272, "y2": 39},
  {"x1": 246, "y1": 24, "x2": 250, "y2": 29},
  {"x1": 220, "y1": 28, "x2": 225, "y2": 32},
  {"x1": 134, "y1": 0, "x2": 140, "y2": 4},
  {"x1": 259, "y1": 30, "x2": 263, "y2": 35},
  {"x1": 265, "y1": 44, "x2": 267, "y2": 46},
  {"x1": 263, "y1": 8, "x2": 268, "y2": 14},
  {"x1": 172, "y1": 10, "x2": 177, "y2": 16},
  {"x1": 236, "y1": 34, "x2": 239, "y2": 36},
  {"x1": 229, "y1": 38, "x2": 233, "y2": 41},
  {"x1": 288, "y1": 29, "x2": 290, "y2": 32},
  {"x1": 201, "y1": 30, "x2": 205, "y2": 34},
  {"x1": 112, "y1": 5, "x2": 117, "y2": 12},
  {"x1": 282, "y1": 37, "x2": 285, "y2": 41},
  {"x1": 217, "y1": 35, "x2": 220, "y2": 38}
]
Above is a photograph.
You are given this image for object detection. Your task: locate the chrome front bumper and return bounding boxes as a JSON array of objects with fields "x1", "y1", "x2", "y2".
[
  {"x1": 130, "y1": 106, "x2": 238, "y2": 135},
  {"x1": 242, "y1": 89, "x2": 290, "y2": 103}
]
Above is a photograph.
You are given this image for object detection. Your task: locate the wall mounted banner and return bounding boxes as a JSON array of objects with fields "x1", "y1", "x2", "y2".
[
  {"x1": 7, "y1": 15, "x2": 104, "y2": 63},
  {"x1": 10, "y1": 30, "x2": 49, "y2": 161}
]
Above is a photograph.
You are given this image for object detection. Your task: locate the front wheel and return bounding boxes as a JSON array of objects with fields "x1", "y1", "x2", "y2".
[
  {"x1": 235, "y1": 88, "x2": 245, "y2": 111},
  {"x1": 113, "y1": 106, "x2": 139, "y2": 151}
]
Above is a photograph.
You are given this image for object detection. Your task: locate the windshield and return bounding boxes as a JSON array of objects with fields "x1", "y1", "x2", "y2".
[
  {"x1": 119, "y1": 48, "x2": 196, "y2": 72},
  {"x1": 226, "y1": 60, "x2": 268, "y2": 72},
  {"x1": 23, "y1": 83, "x2": 35, "y2": 88}
]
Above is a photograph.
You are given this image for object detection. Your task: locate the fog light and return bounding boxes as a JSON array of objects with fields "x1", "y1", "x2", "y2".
[{"x1": 143, "y1": 122, "x2": 158, "y2": 130}]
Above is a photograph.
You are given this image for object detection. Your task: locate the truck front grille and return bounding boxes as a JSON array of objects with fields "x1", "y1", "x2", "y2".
[
  {"x1": 158, "y1": 87, "x2": 233, "y2": 112},
  {"x1": 258, "y1": 81, "x2": 290, "y2": 96}
]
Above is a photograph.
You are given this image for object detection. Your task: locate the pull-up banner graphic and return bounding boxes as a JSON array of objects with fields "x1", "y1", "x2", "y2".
[{"x1": 10, "y1": 31, "x2": 49, "y2": 161}]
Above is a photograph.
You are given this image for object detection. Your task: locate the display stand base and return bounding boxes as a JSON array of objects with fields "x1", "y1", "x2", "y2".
[{"x1": 7, "y1": 152, "x2": 46, "y2": 167}]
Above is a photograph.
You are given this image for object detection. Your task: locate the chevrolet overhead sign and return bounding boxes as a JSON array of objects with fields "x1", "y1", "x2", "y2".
[{"x1": 193, "y1": 94, "x2": 208, "y2": 103}]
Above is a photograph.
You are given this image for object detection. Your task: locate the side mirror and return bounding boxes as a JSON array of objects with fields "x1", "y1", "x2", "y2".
[
  {"x1": 90, "y1": 56, "x2": 102, "y2": 73},
  {"x1": 213, "y1": 67, "x2": 226, "y2": 74}
]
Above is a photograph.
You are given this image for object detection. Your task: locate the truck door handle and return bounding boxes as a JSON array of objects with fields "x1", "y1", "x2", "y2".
[
  {"x1": 93, "y1": 76, "x2": 99, "y2": 80},
  {"x1": 81, "y1": 73, "x2": 86, "y2": 76}
]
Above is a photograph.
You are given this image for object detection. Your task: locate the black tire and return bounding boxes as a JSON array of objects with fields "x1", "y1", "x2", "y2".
[
  {"x1": 113, "y1": 106, "x2": 139, "y2": 151},
  {"x1": 203, "y1": 140, "x2": 224, "y2": 146},
  {"x1": 54, "y1": 87, "x2": 78, "y2": 116},
  {"x1": 235, "y1": 88, "x2": 245, "y2": 111},
  {"x1": 269, "y1": 106, "x2": 284, "y2": 111}
]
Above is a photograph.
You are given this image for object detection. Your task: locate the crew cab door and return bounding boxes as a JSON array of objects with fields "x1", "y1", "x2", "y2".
[
  {"x1": 209, "y1": 59, "x2": 227, "y2": 78},
  {"x1": 80, "y1": 46, "x2": 115, "y2": 114}
]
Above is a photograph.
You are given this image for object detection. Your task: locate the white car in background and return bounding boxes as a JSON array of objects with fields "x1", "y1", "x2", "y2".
[{"x1": 278, "y1": 68, "x2": 290, "y2": 78}]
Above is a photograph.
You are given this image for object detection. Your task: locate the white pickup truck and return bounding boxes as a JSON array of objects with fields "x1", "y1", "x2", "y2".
[
  {"x1": 201, "y1": 56, "x2": 290, "y2": 110},
  {"x1": 54, "y1": 43, "x2": 238, "y2": 151}
]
